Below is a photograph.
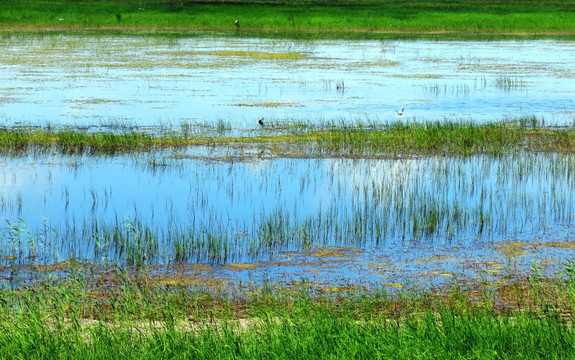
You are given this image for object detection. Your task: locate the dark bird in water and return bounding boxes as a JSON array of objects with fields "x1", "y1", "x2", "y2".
[
  {"x1": 258, "y1": 118, "x2": 265, "y2": 127},
  {"x1": 235, "y1": 19, "x2": 240, "y2": 28},
  {"x1": 396, "y1": 108, "x2": 405, "y2": 118}
]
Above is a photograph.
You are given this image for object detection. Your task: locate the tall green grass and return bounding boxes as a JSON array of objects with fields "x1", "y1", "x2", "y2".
[
  {"x1": 2, "y1": 268, "x2": 575, "y2": 359},
  {"x1": 1, "y1": 0, "x2": 574, "y2": 35}
]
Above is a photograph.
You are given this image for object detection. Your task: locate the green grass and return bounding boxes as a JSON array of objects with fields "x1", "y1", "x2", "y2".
[
  {"x1": 0, "y1": 0, "x2": 574, "y2": 36},
  {"x1": 1, "y1": 119, "x2": 574, "y2": 157},
  {"x1": 2, "y1": 267, "x2": 575, "y2": 359}
]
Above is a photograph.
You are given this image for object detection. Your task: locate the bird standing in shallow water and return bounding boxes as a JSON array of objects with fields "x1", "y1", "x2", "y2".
[
  {"x1": 258, "y1": 118, "x2": 265, "y2": 127},
  {"x1": 396, "y1": 108, "x2": 405, "y2": 118}
]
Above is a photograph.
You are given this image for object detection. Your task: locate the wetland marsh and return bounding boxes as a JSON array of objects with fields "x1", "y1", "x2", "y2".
[
  {"x1": 3, "y1": 150, "x2": 575, "y2": 289},
  {"x1": 1, "y1": 0, "x2": 575, "y2": 355},
  {"x1": 1, "y1": 34, "x2": 574, "y2": 291}
]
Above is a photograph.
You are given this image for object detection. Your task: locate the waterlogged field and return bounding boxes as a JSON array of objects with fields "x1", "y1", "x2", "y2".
[
  {"x1": 1, "y1": 34, "x2": 575, "y2": 292},
  {"x1": 2, "y1": 22, "x2": 575, "y2": 357},
  {"x1": 0, "y1": 34, "x2": 574, "y2": 128},
  {"x1": 2, "y1": 150, "x2": 575, "y2": 289}
]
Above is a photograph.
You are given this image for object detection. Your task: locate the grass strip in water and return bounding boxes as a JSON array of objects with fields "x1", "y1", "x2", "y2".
[{"x1": 1, "y1": 120, "x2": 575, "y2": 157}]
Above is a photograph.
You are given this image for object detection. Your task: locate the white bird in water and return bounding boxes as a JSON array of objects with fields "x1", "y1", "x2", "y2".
[{"x1": 396, "y1": 108, "x2": 405, "y2": 118}]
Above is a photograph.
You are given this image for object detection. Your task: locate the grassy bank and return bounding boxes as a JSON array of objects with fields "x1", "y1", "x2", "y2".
[
  {"x1": 2, "y1": 266, "x2": 575, "y2": 359},
  {"x1": 1, "y1": 0, "x2": 574, "y2": 36},
  {"x1": 1, "y1": 120, "x2": 575, "y2": 157}
]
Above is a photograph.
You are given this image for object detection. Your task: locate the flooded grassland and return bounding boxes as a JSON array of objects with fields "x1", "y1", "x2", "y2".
[{"x1": 1, "y1": 34, "x2": 575, "y2": 292}]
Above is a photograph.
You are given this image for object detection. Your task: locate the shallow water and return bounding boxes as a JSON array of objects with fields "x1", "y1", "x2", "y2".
[
  {"x1": 0, "y1": 35, "x2": 574, "y2": 128},
  {"x1": 2, "y1": 151, "x2": 575, "y2": 288},
  {"x1": 1, "y1": 34, "x2": 575, "y2": 289}
]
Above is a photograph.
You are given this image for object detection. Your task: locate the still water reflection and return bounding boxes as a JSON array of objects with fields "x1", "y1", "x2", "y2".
[{"x1": 2, "y1": 152, "x2": 575, "y2": 286}]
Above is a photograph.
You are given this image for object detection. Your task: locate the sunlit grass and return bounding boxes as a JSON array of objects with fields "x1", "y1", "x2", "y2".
[
  {"x1": 0, "y1": 0, "x2": 574, "y2": 36},
  {"x1": 2, "y1": 265, "x2": 575, "y2": 358}
]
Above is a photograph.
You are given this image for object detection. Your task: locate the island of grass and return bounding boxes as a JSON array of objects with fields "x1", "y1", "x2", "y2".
[{"x1": 1, "y1": 119, "x2": 575, "y2": 157}]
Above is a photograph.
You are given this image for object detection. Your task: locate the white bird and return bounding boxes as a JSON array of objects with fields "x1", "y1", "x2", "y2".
[
  {"x1": 396, "y1": 108, "x2": 405, "y2": 118},
  {"x1": 235, "y1": 19, "x2": 240, "y2": 28},
  {"x1": 58, "y1": 18, "x2": 64, "y2": 21}
]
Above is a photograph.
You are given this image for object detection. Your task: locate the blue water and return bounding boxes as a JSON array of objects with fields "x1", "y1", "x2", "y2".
[
  {"x1": 0, "y1": 36, "x2": 573, "y2": 128},
  {"x1": 1, "y1": 34, "x2": 575, "y2": 289},
  {"x1": 2, "y1": 151, "x2": 575, "y2": 288}
]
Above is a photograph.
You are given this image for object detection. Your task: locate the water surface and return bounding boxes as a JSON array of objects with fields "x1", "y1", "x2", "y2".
[
  {"x1": 1, "y1": 34, "x2": 575, "y2": 289},
  {"x1": 1, "y1": 35, "x2": 573, "y2": 128},
  {"x1": 2, "y1": 152, "x2": 575, "y2": 288}
]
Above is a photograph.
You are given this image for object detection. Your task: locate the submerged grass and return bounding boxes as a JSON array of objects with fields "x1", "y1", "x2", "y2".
[
  {"x1": 1, "y1": 119, "x2": 575, "y2": 157},
  {"x1": 4, "y1": 149, "x2": 575, "y2": 268},
  {"x1": 2, "y1": 267, "x2": 575, "y2": 358},
  {"x1": 203, "y1": 50, "x2": 304, "y2": 60}
]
